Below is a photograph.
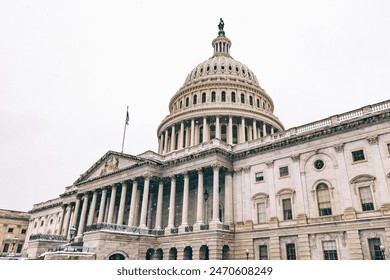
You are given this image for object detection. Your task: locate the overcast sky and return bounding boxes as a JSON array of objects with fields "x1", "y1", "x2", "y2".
[{"x1": 1, "y1": 0, "x2": 390, "y2": 212}]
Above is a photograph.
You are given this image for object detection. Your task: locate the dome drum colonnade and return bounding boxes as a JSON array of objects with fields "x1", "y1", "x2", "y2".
[
  {"x1": 57, "y1": 165, "x2": 234, "y2": 241},
  {"x1": 157, "y1": 23, "x2": 284, "y2": 155}
]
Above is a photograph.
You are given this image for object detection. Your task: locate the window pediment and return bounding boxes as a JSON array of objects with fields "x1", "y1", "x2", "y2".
[{"x1": 350, "y1": 174, "x2": 375, "y2": 184}]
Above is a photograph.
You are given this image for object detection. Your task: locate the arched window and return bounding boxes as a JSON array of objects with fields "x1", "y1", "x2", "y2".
[
  {"x1": 210, "y1": 124, "x2": 216, "y2": 139},
  {"x1": 185, "y1": 97, "x2": 189, "y2": 107},
  {"x1": 180, "y1": 100, "x2": 183, "y2": 109},
  {"x1": 193, "y1": 95, "x2": 197, "y2": 105},
  {"x1": 183, "y1": 246, "x2": 193, "y2": 260},
  {"x1": 231, "y1": 92, "x2": 236, "y2": 103},
  {"x1": 232, "y1": 125, "x2": 238, "y2": 144},
  {"x1": 109, "y1": 253, "x2": 126, "y2": 260},
  {"x1": 316, "y1": 183, "x2": 332, "y2": 216},
  {"x1": 169, "y1": 248, "x2": 177, "y2": 260},
  {"x1": 202, "y1": 92, "x2": 206, "y2": 103},
  {"x1": 221, "y1": 91, "x2": 226, "y2": 102},
  {"x1": 249, "y1": 96, "x2": 253, "y2": 106},
  {"x1": 222, "y1": 245, "x2": 230, "y2": 260},
  {"x1": 211, "y1": 91, "x2": 216, "y2": 102},
  {"x1": 241, "y1": 93, "x2": 245, "y2": 104},
  {"x1": 199, "y1": 245, "x2": 209, "y2": 260},
  {"x1": 221, "y1": 125, "x2": 227, "y2": 142},
  {"x1": 257, "y1": 98, "x2": 260, "y2": 108},
  {"x1": 199, "y1": 126, "x2": 203, "y2": 143}
]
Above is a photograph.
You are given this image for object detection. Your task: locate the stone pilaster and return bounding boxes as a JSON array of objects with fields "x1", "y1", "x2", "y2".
[
  {"x1": 269, "y1": 236, "x2": 281, "y2": 260},
  {"x1": 346, "y1": 230, "x2": 363, "y2": 260},
  {"x1": 297, "y1": 234, "x2": 311, "y2": 260}
]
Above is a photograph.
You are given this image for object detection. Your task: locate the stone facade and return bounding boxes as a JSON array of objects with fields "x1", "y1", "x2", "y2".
[
  {"x1": 25, "y1": 21, "x2": 390, "y2": 260},
  {"x1": 0, "y1": 209, "x2": 30, "y2": 259}
]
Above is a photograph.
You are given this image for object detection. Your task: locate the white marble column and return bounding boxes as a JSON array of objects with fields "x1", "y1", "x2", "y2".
[
  {"x1": 62, "y1": 204, "x2": 72, "y2": 238},
  {"x1": 225, "y1": 170, "x2": 234, "y2": 224},
  {"x1": 159, "y1": 134, "x2": 163, "y2": 154},
  {"x1": 72, "y1": 197, "x2": 81, "y2": 229},
  {"x1": 241, "y1": 117, "x2": 246, "y2": 143},
  {"x1": 155, "y1": 179, "x2": 164, "y2": 230},
  {"x1": 58, "y1": 205, "x2": 66, "y2": 236},
  {"x1": 190, "y1": 119, "x2": 195, "y2": 146},
  {"x1": 228, "y1": 116, "x2": 233, "y2": 145},
  {"x1": 139, "y1": 175, "x2": 150, "y2": 229},
  {"x1": 97, "y1": 189, "x2": 107, "y2": 223},
  {"x1": 164, "y1": 130, "x2": 169, "y2": 154},
  {"x1": 179, "y1": 122, "x2": 184, "y2": 149},
  {"x1": 253, "y1": 119, "x2": 257, "y2": 140},
  {"x1": 216, "y1": 116, "x2": 221, "y2": 139},
  {"x1": 128, "y1": 179, "x2": 138, "y2": 226},
  {"x1": 117, "y1": 181, "x2": 127, "y2": 225},
  {"x1": 170, "y1": 125, "x2": 176, "y2": 151},
  {"x1": 76, "y1": 193, "x2": 89, "y2": 239},
  {"x1": 87, "y1": 191, "x2": 98, "y2": 226},
  {"x1": 180, "y1": 172, "x2": 190, "y2": 228},
  {"x1": 271, "y1": 126, "x2": 275, "y2": 135},
  {"x1": 107, "y1": 185, "x2": 117, "y2": 224},
  {"x1": 167, "y1": 176, "x2": 176, "y2": 228},
  {"x1": 196, "y1": 168, "x2": 204, "y2": 224},
  {"x1": 203, "y1": 117, "x2": 209, "y2": 142},
  {"x1": 211, "y1": 165, "x2": 221, "y2": 224},
  {"x1": 263, "y1": 122, "x2": 267, "y2": 137}
]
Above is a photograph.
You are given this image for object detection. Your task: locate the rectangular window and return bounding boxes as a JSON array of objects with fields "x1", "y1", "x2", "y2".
[
  {"x1": 257, "y1": 202, "x2": 266, "y2": 223},
  {"x1": 317, "y1": 184, "x2": 332, "y2": 216},
  {"x1": 368, "y1": 238, "x2": 385, "y2": 260},
  {"x1": 16, "y1": 244, "x2": 23, "y2": 254},
  {"x1": 259, "y1": 245, "x2": 268, "y2": 260},
  {"x1": 282, "y1": 198, "x2": 293, "y2": 220},
  {"x1": 387, "y1": 143, "x2": 390, "y2": 155},
  {"x1": 286, "y1": 243, "x2": 297, "y2": 260},
  {"x1": 8, "y1": 228, "x2": 14, "y2": 233},
  {"x1": 2, "y1": 244, "x2": 9, "y2": 253},
  {"x1": 352, "y1": 149, "x2": 365, "y2": 162},
  {"x1": 21, "y1": 229, "x2": 27, "y2": 234},
  {"x1": 255, "y1": 171, "x2": 264, "y2": 182},
  {"x1": 323, "y1": 241, "x2": 338, "y2": 260},
  {"x1": 359, "y1": 187, "x2": 374, "y2": 211},
  {"x1": 279, "y1": 166, "x2": 289, "y2": 177}
]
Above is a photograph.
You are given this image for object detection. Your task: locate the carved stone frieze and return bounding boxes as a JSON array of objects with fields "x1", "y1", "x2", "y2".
[{"x1": 366, "y1": 135, "x2": 379, "y2": 145}]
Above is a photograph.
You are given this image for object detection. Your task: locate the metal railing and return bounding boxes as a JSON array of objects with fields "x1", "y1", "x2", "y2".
[
  {"x1": 84, "y1": 223, "x2": 140, "y2": 234},
  {"x1": 29, "y1": 234, "x2": 66, "y2": 241}
]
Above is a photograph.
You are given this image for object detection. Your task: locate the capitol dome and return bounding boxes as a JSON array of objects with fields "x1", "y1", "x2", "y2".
[{"x1": 157, "y1": 19, "x2": 284, "y2": 154}]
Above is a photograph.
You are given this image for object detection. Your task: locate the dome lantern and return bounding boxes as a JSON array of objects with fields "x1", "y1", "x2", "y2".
[{"x1": 212, "y1": 18, "x2": 232, "y2": 57}]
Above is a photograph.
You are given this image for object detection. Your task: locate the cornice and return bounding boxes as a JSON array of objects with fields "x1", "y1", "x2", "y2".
[
  {"x1": 29, "y1": 201, "x2": 63, "y2": 214},
  {"x1": 234, "y1": 111, "x2": 390, "y2": 161}
]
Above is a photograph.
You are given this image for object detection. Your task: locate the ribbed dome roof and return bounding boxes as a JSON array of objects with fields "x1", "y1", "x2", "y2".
[{"x1": 183, "y1": 55, "x2": 260, "y2": 88}]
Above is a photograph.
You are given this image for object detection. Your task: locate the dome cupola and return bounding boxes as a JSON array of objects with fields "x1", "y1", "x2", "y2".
[{"x1": 157, "y1": 19, "x2": 284, "y2": 155}]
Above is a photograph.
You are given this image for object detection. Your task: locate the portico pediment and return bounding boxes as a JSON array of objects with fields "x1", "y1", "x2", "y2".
[{"x1": 74, "y1": 151, "x2": 141, "y2": 184}]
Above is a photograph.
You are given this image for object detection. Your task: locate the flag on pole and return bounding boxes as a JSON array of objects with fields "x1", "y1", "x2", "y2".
[{"x1": 125, "y1": 109, "x2": 129, "y2": 125}]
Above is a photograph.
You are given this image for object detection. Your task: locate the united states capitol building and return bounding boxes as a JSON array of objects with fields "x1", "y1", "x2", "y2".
[{"x1": 24, "y1": 20, "x2": 390, "y2": 260}]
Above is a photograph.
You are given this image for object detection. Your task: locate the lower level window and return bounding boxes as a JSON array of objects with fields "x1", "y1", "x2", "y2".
[
  {"x1": 286, "y1": 243, "x2": 297, "y2": 260},
  {"x1": 259, "y1": 245, "x2": 268, "y2": 260},
  {"x1": 2, "y1": 243, "x2": 9, "y2": 253},
  {"x1": 323, "y1": 241, "x2": 338, "y2": 260},
  {"x1": 368, "y1": 238, "x2": 385, "y2": 260}
]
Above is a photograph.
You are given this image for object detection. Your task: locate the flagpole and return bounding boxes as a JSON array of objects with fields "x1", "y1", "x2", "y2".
[{"x1": 121, "y1": 106, "x2": 129, "y2": 153}]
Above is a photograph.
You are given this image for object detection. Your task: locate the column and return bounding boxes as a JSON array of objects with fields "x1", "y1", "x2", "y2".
[
  {"x1": 72, "y1": 197, "x2": 81, "y2": 229},
  {"x1": 139, "y1": 175, "x2": 150, "y2": 229},
  {"x1": 170, "y1": 125, "x2": 176, "y2": 151},
  {"x1": 58, "y1": 204, "x2": 67, "y2": 236},
  {"x1": 216, "y1": 116, "x2": 221, "y2": 139},
  {"x1": 76, "y1": 193, "x2": 89, "y2": 239},
  {"x1": 252, "y1": 119, "x2": 257, "y2": 140},
  {"x1": 346, "y1": 230, "x2": 364, "y2": 260},
  {"x1": 203, "y1": 117, "x2": 209, "y2": 142},
  {"x1": 225, "y1": 170, "x2": 233, "y2": 224},
  {"x1": 97, "y1": 188, "x2": 107, "y2": 223},
  {"x1": 87, "y1": 191, "x2": 98, "y2": 226},
  {"x1": 228, "y1": 116, "x2": 233, "y2": 145},
  {"x1": 263, "y1": 122, "x2": 267, "y2": 137},
  {"x1": 62, "y1": 204, "x2": 72, "y2": 238},
  {"x1": 180, "y1": 172, "x2": 190, "y2": 228},
  {"x1": 241, "y1": 117, "x2": 245, "y2": 143},
  {"x1": 107, "y1": 185, "x2": 117, "y2": 224},
  {"x1": 190, "y1": 119, "x2": 195, "y2": 146},
  {"x1": 167, "y1": 176, "x2": 176, "y2": 228},
  {"x1": 159, "y1": 134, "x2": 163, "y2": 154},
  {"x1": 164, "y1": 130, "x2": 169, "y2": 154},
  {"x1": 179, "y1": 122, "x2": 184, "y2": 149},
  {"x1": 196, "y1": 168, "x2": 204, "y2": 225},
  {"x1": 155, "y1": 179, "x2": 164, "y2": 230},
  {"x1": 117, "y1": 181, "x2": 127, "y2": 225},
  {"x1": 270, "y1": 236, "x2": 281, "y2": 260},
  {"x1": 211, "y1": 165, "x2": 221, "y2": 224},
  {"x1": 128, "y1": 179, "x2": 138, "y2": 226},
  {"x1": 271, "y1": 126, "x2": 275, "y2": 135}
]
